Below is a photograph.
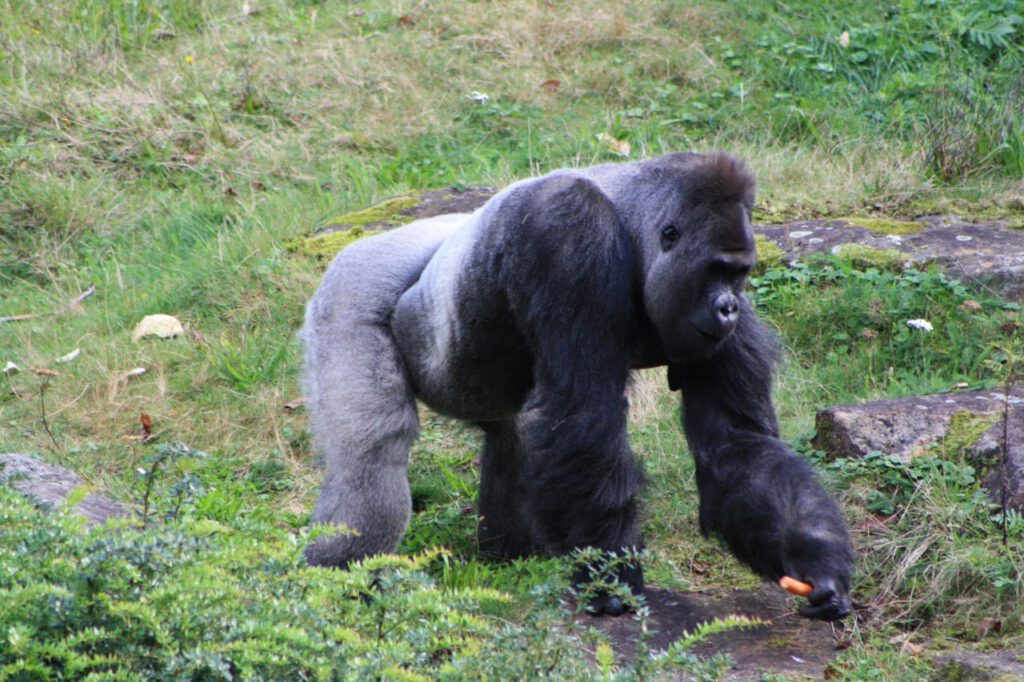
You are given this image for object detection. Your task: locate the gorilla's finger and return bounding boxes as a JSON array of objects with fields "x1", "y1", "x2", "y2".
[{"x1": 799, "y1": 597, "x2": 851, "y2": 621}]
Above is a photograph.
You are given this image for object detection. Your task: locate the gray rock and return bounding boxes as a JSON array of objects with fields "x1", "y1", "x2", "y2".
[
  {"x1": 967, "y1": 407, "x2": 1024, "y2": 510},
  {"x1": 813, "y1": 387, "x2": 1024, "y2": 461},
  {"x1": 756, "y1": 217, "x2": 1024, "y2": 300},
  {"x1": 934, "y1": 648, "x2": 1024, "y2": 681},
  {"x1": 813, "y1": 387, "x2": 1024, "y2": 509},
  {"x1": 758, "y1": 219, "x2": 907, "y2": 263},
  {"x1": 0, "y1": 453, "x2": 128, "y2": 524}
]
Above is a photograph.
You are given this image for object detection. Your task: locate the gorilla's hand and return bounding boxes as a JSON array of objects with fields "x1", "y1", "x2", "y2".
[
  {"x1": 797, "y1": 577, "x2": 851, "y2": 621},
  {"x1": 783, "y1": 546, "x2": 853, "y2": 621}
]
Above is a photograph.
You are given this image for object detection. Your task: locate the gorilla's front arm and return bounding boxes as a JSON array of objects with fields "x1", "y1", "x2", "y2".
[
  {"x1": 670, "y1": 305, "x2": 855, "y2": 621},
  {"x1": 393, "y1": 175, "x2": 647, "y2": 615}
]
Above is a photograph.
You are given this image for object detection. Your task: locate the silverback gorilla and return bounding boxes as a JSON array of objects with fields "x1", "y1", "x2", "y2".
[{"x1": 301, "y1": 152, "x2": 854, "y2": 619}]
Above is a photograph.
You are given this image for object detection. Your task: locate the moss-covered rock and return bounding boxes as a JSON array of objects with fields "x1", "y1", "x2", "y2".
[
  {"x1": 836, "y1": 216, "x2": 922, "y2": 235},
  {"x1": 289, "y1": 188, "x2": 496, "y2": 260},
  {"x1": 753, "y1": 234, "x2": 787, "y2": 273},
  {"x1": 317, "y1": 195, "x2": 422, "y2": 231},
  {"x1": 288, "y1": 226, "x2": 372, "y2": 259},
  {"x1": 288, "y1": 195, "x2": 424, "y2": 259},
  {"x1": 831, "y1": 243, "x2": 906, "y2": 271},
  {"x1": 941, "y1": 410, "x2": 1000, "y2": 461}
]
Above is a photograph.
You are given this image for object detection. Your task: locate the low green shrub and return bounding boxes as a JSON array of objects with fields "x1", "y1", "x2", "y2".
[{"x1": 0, "y1": 487, "x2": 591, "y2": 680}]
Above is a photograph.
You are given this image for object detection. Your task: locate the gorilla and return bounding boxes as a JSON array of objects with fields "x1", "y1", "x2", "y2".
[{"x1": 301, "y1": 152, "x2": 854, "y2": 620}]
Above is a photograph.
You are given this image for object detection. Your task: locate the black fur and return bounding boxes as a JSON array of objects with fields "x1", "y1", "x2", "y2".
[{"x1": 302, "y1": 152, "x2": 854, "y2": 620}]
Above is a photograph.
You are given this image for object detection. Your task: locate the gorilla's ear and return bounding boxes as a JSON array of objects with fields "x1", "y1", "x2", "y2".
[{"x1": 667, "y1": 365, "x2": 683, "y2": 392}]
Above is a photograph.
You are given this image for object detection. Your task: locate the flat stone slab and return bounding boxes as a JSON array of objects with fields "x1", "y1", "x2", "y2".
[
  {"x1": 759, "y1": 219, "x2": 908, "y2": 261},
  {"x1": 0, "y1": 453, "x2": 128, "y2": 524},
  {"x1": 759, "y1": 217, "x2": 1024, "y2": 299},
  {"x1": 813, "y1": 387, "x2": 1024, "y2": 509},
  {"x1": 934, "y1": 648, "x2": 1024, "y2": 681},
  {"x1": 583, "y1": 585, "x2": 841, "y2": 681}
]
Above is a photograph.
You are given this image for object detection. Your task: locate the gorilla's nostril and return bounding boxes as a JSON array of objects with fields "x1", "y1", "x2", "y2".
[{"x1": 714, "y1": 293, "x2": 740, "y2": 326}]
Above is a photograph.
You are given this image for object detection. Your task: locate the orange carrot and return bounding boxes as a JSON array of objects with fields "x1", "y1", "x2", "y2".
[{"x1": 779, "y1": 576, "x2": 813, "y2": 597}]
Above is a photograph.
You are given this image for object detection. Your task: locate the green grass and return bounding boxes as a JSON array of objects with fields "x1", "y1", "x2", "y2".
[{"x1": 3, "y1": 0, "x2": 1024, "y2": 678}]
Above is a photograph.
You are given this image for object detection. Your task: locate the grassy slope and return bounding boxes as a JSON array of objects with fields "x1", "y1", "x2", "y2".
[{"x1": 2, "y1": 0, "x2": 1024, "y2": 678}]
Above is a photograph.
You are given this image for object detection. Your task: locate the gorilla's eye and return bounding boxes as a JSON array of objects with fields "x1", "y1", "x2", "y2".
[{"x1": 660, "y1": 224, "x2": 681, "y2": 251}]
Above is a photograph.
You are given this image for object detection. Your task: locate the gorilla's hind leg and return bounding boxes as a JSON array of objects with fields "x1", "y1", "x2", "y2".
[
  {"x1": 477, "y1": 419, "x2": 539, "y2": 559},
  {"x1": 302, "y1": 298, "x2": 420, "y2": 568}
]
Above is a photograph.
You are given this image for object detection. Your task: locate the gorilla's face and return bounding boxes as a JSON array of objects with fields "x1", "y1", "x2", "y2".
[{"x1": 643, "y1": 199, "x2": 756, "y2": 362}]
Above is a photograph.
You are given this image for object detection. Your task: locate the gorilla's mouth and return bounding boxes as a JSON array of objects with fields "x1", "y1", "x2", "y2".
[{"x1": 694, "y1": 326, "x2": 727, "y2": 343}]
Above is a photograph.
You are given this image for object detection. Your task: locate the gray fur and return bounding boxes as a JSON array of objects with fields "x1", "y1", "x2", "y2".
[{"x1": 302, "y1": 216, "x2": 463, "y2": 565}]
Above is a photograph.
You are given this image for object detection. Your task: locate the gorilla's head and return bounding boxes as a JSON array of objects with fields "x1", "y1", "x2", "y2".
[{"x1": 639, "y1": 153, "x2": 757, "y2": 362}]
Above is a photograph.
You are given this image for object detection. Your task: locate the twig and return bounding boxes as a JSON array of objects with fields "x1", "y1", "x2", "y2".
[
  {"x1": 0, "y1": 312, "x2": 45, "y2": 323},
  {"x1": 38, "y1": 382, "x2": 65, "y2": 457},
  {"x1": 67, "y1": 284, "x2": 97, "y2": 309},
  {"x1": 0, "y1": 284, "x2": 95, "y2": 323}
]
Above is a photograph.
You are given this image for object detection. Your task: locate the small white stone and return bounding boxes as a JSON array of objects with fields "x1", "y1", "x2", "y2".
[
  {"x1": 788, "y1": 231, "x2": 814, "y2": 239},
  {"x1": 3, "y1": 361, "x2": 18, "y2": 375},
  {"x1": 808, "y1": 238, "x2": 824, "y2": 244},
  {"x1": 956, "y1": 235, "x2": 973, "y2": 242}
]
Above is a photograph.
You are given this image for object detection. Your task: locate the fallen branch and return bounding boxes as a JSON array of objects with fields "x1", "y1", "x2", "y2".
[{"x1": 0, "y1": 285, "x2": 96, "y2": 323}]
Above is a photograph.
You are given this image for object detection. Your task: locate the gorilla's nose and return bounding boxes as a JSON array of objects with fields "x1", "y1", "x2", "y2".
[{"x1": 713, "y1": 292, "x2": 739, "y2": 333}]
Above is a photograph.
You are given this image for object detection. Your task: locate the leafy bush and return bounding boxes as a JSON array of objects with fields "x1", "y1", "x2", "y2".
[
  {"x1": 1, "y1": 484, "x2": 758, "y2": 680},
  {"x1": 0, "y1": 488, "x2": 588, "y2": 680}
]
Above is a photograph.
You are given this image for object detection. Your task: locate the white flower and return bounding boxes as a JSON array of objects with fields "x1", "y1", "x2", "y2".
[
  {"x1": 839, "y1": 31, "x2": 850, "y2": 48},
  {"x1": 906, "y1": 319, "x2": 933, "y2": 332},
  {"x1": 466, "y1": 91, "x2": 490, "y2": 104}
]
